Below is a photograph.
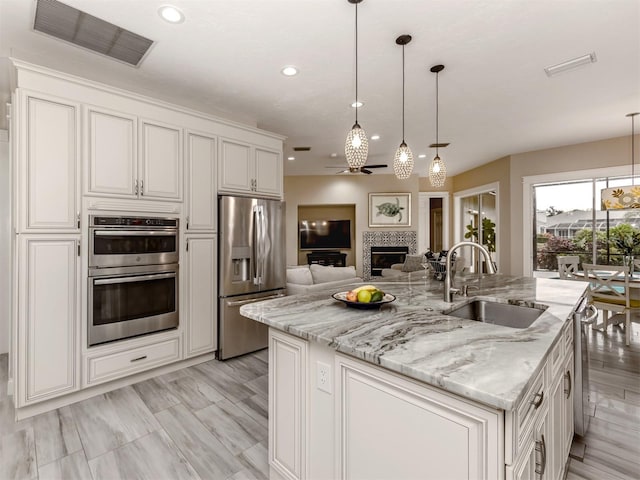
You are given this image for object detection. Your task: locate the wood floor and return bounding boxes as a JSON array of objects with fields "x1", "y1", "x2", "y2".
[
  {"x1": 0, "y1": 324, "x2": 638, "y2": 480},
  {"x1": 0, "y1": 350, "x2": 270, "y2": 480},
  {"x1": 567, "y1": 322, "x2": 640, "y2": 480}
]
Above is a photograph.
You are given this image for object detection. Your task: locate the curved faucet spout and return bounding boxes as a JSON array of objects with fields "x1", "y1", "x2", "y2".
[{"x1": 444, "y1": 241, "x2": 496, "y2": 302}]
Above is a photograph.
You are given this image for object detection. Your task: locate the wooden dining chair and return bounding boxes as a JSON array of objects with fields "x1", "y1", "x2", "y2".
[
  {"x1": 583, "y1": 264, "x2": 640, "y2": 345},
  {"x1": 557, "y1": 255, "x2": 580, "y2": 279}
]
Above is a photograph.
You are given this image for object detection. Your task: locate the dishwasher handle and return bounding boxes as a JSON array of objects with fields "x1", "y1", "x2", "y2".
[{"x1": 581, "y1": 304, "x2": 598, "y2": 325}]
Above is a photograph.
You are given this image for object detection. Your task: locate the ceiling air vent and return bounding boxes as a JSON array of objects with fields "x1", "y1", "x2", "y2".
[
  {"x1": 34, "y1": 0, "x2": 154, "y2": 67},
  {"x1": 293, "y1": 147, "x2": 311, "y2": 152}
]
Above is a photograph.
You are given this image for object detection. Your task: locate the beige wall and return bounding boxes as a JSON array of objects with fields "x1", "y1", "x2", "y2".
[
  {"x1": 508, "y1": 134, "x2": 638, "y2": 275},
  {"x1": 452, "y1": 156, "x2": 511, "y2": 273},
  {"x1": 284, "y1": 174, "x2": 420, "y2": 277}
]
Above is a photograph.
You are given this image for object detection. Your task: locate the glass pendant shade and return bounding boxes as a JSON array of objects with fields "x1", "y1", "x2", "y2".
[
  {"x1": 345, "y1": 122, "x2": 369, "y2": 169},
  {"x1": 393, "y1": 142, "x2": 414, "y2": 179},
  {"x1": 429, "y1": 155, "x2": 446, "y2": 188}
]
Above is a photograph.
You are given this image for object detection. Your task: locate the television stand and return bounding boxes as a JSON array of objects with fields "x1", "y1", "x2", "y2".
[{"x1": 307, "y1": 251, "x2": 347, "y2": 267}]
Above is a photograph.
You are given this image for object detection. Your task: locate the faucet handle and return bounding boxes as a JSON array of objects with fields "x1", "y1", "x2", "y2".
[{"x1": 461, "y1": 285, "x2": 479, "y2": 297}]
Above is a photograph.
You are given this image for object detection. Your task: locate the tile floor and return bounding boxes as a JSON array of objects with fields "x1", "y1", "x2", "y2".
[
  {"x1": 0, "y1": 350, "x2": 269, "y2": 480},
  {"x1": 1, "y1": 324, "x2": 638, "y2": 480}
]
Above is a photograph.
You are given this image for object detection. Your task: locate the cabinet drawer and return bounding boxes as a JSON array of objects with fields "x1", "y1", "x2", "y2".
[
  {"x1": 86, "y1": 337, "x2": 181, "y2": 386},
  {"x1": 549, "y1": 337, "x2": 564, "y2": 377},
  {"x1": 506, "y1": 365, "x2": 546, "y2": 463}
]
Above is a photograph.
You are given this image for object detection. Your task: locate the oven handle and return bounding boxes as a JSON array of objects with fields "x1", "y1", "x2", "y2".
[
  {"x1": 93, "y1": 272, "x2": 176, "y2": 285},
  {"x1": 93, "y1": 230, "x2": 177, "y2": 237}
]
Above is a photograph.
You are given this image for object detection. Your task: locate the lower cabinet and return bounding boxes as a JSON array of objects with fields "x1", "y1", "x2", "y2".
[
  {"x1": 184, "y1": 235, "x2": 218, "y2": 357},
  {"x1": 508, "y1": 405, "x2": 550, "y2": 480},
  {"x1": 16, "y1": 235, "x2": 80, "y2": 406}
]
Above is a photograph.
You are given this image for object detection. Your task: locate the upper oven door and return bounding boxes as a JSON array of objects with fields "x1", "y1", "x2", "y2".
[{"x1": 89, "y1": 229, "x2": 179, "y2": 268}]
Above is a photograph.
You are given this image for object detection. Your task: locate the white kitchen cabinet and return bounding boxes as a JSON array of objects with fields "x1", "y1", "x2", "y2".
[
  {"x1": 140, "y1": 119, "x2": 183, "y2": 200},
  {"x1": 85, "y1": 108, "x2": 182, "y2": 201},
  {"x1": 16, "y1": 91, "x2": 80, "y2": 232},
  {"x1": 186, "y1": 132, "x2": 217, "y2": 232},
  {"x1": 336, "y1": 354, "x2": 501, "y2": 480},
  {"x1": 507, "y1": 405, "x2": 550, "y2": 480},
  {"x1": 17, "y1": 236, "x2": 80, "y2": 406},
  {"x1": 269, "y1": 329, "x2": 308, "y2": 480},
  {"x1": 85, "y1": 106, "x2": 137, "y2": 197},
  {"x1": 218, "y1": 138, "x2": 282, "y2": 198},
  {"x1": 549, "y1": 352, "x2": 574, "y2": 480},
  {"x1": 184, "y1": 235, "x2": 217, "y2": 357}
]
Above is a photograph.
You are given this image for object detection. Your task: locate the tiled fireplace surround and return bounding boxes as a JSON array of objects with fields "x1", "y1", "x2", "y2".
[{"x1": 363, "y1": 231, "x2": 417, "y2": 280}]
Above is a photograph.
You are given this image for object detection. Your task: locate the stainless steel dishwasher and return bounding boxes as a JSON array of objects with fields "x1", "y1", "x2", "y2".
[{"x1": 573, "y1": 297, "x2": 599, "y2": 437}]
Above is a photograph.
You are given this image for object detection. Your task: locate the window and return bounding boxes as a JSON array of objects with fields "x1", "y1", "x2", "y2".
[{"x1": 531, "y1": 173, "x2": 640, "y2": 276}]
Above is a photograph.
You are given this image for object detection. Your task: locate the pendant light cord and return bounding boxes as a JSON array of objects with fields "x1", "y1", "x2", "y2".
[
  {"x1": 632, "y1": 113, "x2": 636, "y2": 185},
  {"x1": 402, "y1": 43, "x2": 405, "y2": 142},
  {"x1": 354, "y1": 1, "x2": 359, "y2": 125},
  {"x1": 435, "y1": 71, "x2": 439, "y2": 157}
]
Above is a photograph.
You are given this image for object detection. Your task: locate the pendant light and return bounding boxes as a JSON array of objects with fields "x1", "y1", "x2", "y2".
[
  {"x1": 601, "y1": 112, "x2": 640, "y2": 210},
  {"x1": 393, "y1": 35, "x2": 414, "y2": 180},
  {"x1": 428, "y1": 64, "x2": 448, "y2": 188},
  {"x1": 344, "y1": 0, "x2": 368, "y2": 169}
]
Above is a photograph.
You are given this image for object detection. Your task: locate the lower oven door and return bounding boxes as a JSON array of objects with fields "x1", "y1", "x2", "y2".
[{"x1": 88, "y1": 264, "x2": 179, "y2": 346}]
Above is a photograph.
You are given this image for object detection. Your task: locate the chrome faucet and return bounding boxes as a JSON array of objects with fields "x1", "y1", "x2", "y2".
[{"x1": 444, "y1": 241, "x2": 497, "y2": 302}]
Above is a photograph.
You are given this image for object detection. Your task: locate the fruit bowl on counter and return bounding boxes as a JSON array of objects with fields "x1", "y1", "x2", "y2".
[{"x1": 332, "y1": 285, "x2": 396, "y2": 309}]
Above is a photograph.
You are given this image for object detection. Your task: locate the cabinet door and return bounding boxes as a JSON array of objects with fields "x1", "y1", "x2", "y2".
[
  {"x1": 86, "y1": 106, "x2": 137, "y2": 197},
  {"x1": 218, "y1": 138, "x2": 252, "y2": 193},
  {"x1": 255, "y1": 147, "x2": 282, "y2": 197},
  {"x1": 18, "y1": 236, "x2": 79, "y2": 405},
  {"x1": 269, "y1": 329, "x2": 308, "y2": 480},
  {"x1": 562, "y1": 354, "x2": 574, "y2": 461},
  {"x1": 507, "y1": 407, "x2": 549, "y2": 480},
  {"x1": 140, "y1": 120, "x2": 183, "y2": 200},
  {"x1": 20, "y1": 93, "x2": 79, "y2": 231},
  {"x1": 186, "y1": 132, "x2": 217, "y2": 232},
  {"x1": 185, "y1": 236, "x2": 217, "y2": 357}
]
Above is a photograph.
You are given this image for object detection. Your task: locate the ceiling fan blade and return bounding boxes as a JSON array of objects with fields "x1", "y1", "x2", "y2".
[
  {"x1": 335, "y1": 169, "x2": 350, "y2": 174},
  {"x1": 361, "y1": 168, "x2": 373, "y2": 174},
  {"x1": 364, "y1": 164, "x2": 388, "y2": 169}
]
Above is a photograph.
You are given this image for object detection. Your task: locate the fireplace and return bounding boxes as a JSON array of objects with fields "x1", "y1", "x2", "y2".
[
  {"x1": 362, "y1": 231, "x2": 417, "y2": 280},
  {"x1": 370, "y1": 246, "x2": 409, "y2": 277}
]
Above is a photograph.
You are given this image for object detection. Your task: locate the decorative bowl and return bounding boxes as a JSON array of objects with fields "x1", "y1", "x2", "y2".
[{"x1": 332, "y1": 291, "x2": 396, "y2": 309}]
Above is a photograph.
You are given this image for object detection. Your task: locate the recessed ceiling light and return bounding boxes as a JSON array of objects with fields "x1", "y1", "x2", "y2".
[
  {"x1": 544, "y1": 52, "x2": 597, "y2": 77},
  {"x1": 418, "y1": 154, "x2": 426, "y2": 158},
  {"x1": 281, "y1": 66, "x2": 298, "y2": 76},
  {"x1": 371, "y1": 134, "x2": 380, "y2": 140},
  {"x1": 287, "y1": 156, "x2": 295, "y2": 161},
  {"x1": 330, "y1": 153, "x2": 338, "y2": 158},
  {"x1": 351, "y1": 101, "x2": 364, "y2": 108},
  {"x1": 158, "y1": 5, "x2": 184, "y2": 23}
]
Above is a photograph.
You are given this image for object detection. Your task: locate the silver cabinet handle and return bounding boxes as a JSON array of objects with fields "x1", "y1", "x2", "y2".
[
  {"x1": 227, "y1": 293, "x2": 285, "y2": 307},
  {"x1": 530, "y1": 391, "x2": 544, "y2": 409},
  {"x1": 140, "y1": 180, "x2": 144, "y2": 195},
  {"x1": 535, "y1": 434, "x2": 547, "y2": 475},
  {"x1": 77, "y1": 212, "x2": 81, "y2": 229},
  {"x1": 130, "y1": 355, "x2": 147, "y2": 363},
  {"x1": 564, "y1": 370, "x2": 572, "y2": 398},
  {"x1": 94, "y1": 272, "x2": 176, "y2": 285},
  {"x1": 135, "y1": 179, "x2": 139, "y2": 195}
]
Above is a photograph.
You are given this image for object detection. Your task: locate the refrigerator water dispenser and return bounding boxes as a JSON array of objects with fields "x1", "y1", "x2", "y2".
[{"x1": 231, "y1": 246, "x2": 251, "y2": 282}]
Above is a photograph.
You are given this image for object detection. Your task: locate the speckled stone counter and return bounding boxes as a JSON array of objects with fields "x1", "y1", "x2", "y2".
[{"x1": 240, "y1": 273, "x2": 587, "y2": 411}]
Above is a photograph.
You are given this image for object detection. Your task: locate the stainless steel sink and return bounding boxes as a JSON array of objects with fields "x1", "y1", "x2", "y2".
[{"x1": 444, "y1": 299, "x2": 546, "y2": 329}]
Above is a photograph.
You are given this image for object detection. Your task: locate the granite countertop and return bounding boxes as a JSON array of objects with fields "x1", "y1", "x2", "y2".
[{"x1": 240, "y1": 273, "x2": 588, "y2": 411}]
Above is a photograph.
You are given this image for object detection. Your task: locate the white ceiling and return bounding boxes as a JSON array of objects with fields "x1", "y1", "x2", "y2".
[{"x1": 1, "y1": 0, "x2": 639, "y2": 177}]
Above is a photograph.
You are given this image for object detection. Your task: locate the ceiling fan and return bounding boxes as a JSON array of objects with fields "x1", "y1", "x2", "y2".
[{"x1": 325, "y1": 164, "x2": 388, "y2": 174}]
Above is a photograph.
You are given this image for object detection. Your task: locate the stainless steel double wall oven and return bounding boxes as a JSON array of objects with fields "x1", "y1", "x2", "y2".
[{"x1": 88, "y1": 215, "x2": 179, "y2": 346}]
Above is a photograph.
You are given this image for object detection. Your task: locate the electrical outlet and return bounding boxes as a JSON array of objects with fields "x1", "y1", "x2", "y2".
[{"x1": 317, "y1": 361, "x2": 332, "y2": 394}]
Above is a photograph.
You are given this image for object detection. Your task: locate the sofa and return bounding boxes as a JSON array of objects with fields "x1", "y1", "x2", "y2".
[{"x1": 286, "y1": 264, "x2": 362, "y2": 295}]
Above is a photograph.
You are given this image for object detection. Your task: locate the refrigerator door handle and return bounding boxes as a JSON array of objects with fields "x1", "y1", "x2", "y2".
[
  {"x1": 260, "y1": 205, "x2": 267, "y2": 286},
  {"x1": 252, "y1": 205, "x2": 262, "y2": 286},
  {"x1": 226, "y1": 293, "x2": 286, "y2": 307}
]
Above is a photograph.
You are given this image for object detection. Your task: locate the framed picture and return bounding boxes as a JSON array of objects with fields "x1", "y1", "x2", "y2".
[{"x1": 369, "y1": 193, "x2": 411, "y2": 227}]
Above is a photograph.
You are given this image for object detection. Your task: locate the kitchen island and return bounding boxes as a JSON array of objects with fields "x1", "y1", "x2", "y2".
[{"x1": 240, "y1": 273, "x2": 587, "y2": 480}]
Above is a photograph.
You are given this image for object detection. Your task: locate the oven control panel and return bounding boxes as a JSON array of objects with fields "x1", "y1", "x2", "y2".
[{"x1": 91, "y1": 216, "x2": 178, "y2": 227}]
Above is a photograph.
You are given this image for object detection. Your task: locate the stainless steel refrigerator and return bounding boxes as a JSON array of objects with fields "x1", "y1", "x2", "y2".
[{"x1": 217, "y1": 195, "x2": 286, "y2": 360}]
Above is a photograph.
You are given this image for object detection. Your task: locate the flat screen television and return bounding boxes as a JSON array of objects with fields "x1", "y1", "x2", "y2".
[{"x1": 299, "y1": 219, "x2": 351, "y2": 250}]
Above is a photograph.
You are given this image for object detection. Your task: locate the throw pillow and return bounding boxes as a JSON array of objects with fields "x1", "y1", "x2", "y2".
[
  {"x1": 310, "y1": 264, "x2": 356, "y2": 284},
  {"x1": 286, "y1": 266, "x2": 314, "y2": 285},
  {"x1": 401, "y1": 254, "x2": 425, "y2": 272}
]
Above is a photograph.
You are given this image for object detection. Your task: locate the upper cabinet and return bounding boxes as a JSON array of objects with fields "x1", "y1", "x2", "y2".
[
  {"x1": 186, "y1": 131, "x2": 217, "y2": 232},
  {"x1": 85, "y1": 106, "x2": 183, "y2": 201},
  {"x1": 16, "y1": 91, "x2": 80, "y2": 233},
  {"x1": 218, "y1": 138, "x2": 282, "y2": 198}
]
